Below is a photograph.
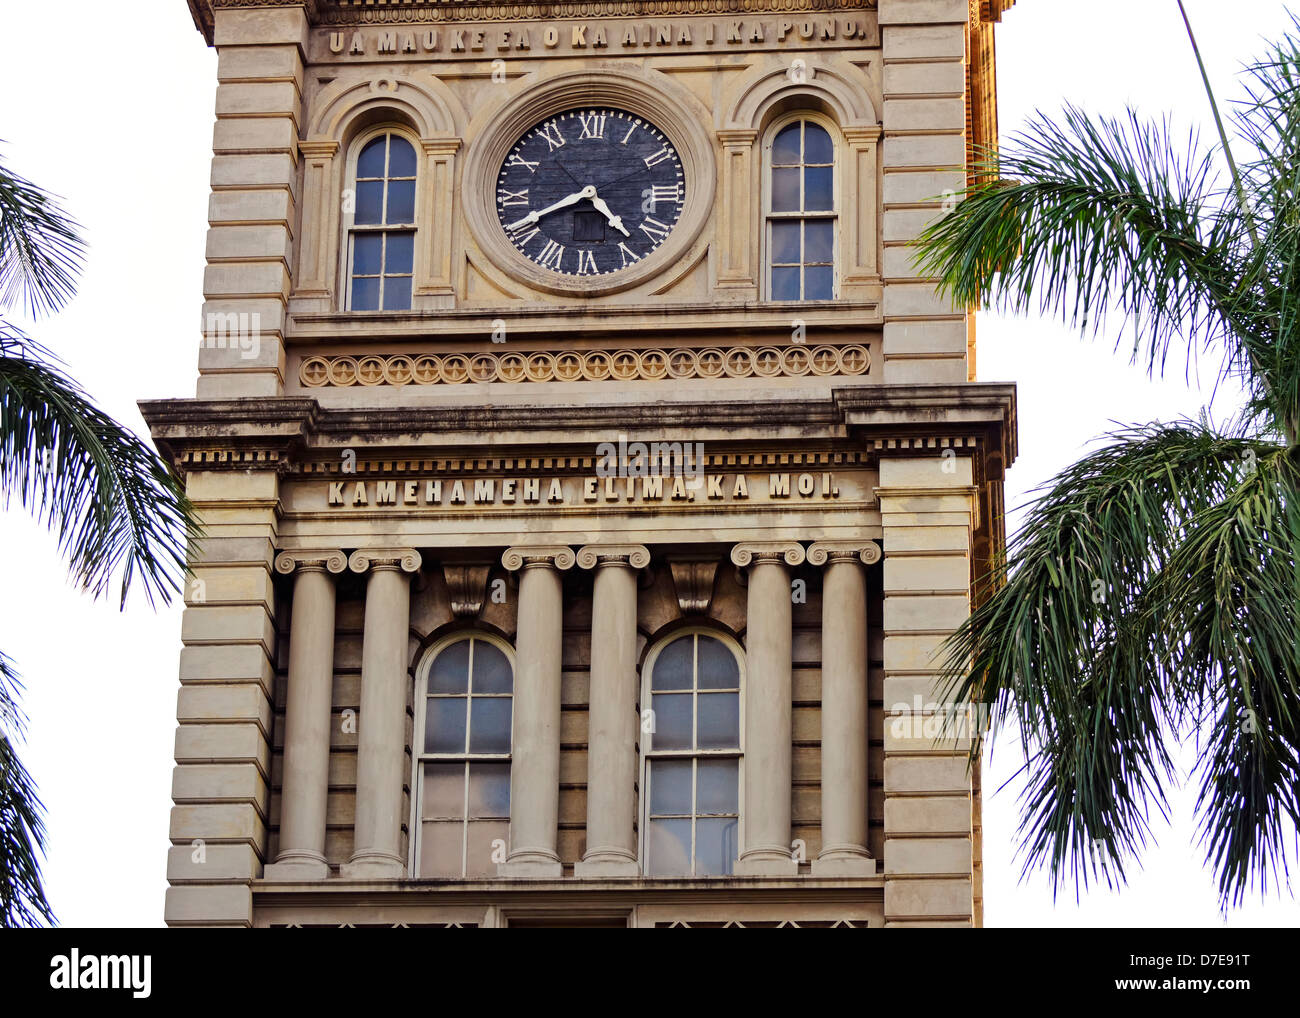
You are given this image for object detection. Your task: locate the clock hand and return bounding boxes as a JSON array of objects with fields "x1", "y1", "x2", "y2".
[
  {"x1": 506, "y1": 185, "x2": 595, "y2": 230},
  {"x1": 554, "y1": 160, "x2": 584, "y2": 188},
  {"x1": 588, "y1": 192, "x2": 631, "y2": 237}
]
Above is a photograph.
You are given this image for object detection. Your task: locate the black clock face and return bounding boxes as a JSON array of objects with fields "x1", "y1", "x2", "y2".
[{"x1": 495, "y1": 107, "x2": 685, "y2": 277}]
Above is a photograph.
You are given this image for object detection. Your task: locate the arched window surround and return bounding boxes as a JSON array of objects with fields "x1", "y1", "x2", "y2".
[
  {"x1": 409, "y1": 630, "x2": 516, "y2": 879},
  {"x1": 761, "y1": 110, "x2": 842, "y2": 302},
  {"x1": 339, "y1": 125, "x2": 420, "y2": 312},
  {"x1": 638, "y1": 627, "x2": 746, "y2": 878}
]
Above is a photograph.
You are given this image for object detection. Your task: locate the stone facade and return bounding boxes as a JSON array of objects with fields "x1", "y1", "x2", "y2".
[{"x1": 146, "y1": 0, "x2": 1016, "y2": 928}]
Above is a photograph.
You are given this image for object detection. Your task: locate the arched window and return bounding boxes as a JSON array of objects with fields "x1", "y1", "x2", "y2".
[
  {"x1": 346, "y1": 130, "x2": 417, "y2": 311},
  {"x1": 412, "y1": 634, "x2": 513, "y2": 878},
  {"x1": 641, "y1": 631, "x2": 743, "y2": 876},
  {"x1": 765, "y1": 116, "x2": 836, "y2": 301}
]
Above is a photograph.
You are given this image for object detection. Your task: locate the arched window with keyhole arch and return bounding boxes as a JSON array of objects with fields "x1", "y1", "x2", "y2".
[
  {"x1": 764, "y1": 114, "x2": 838, "y2": 301},
  {"x1": 411, "y1": 633, "x2": 513, "y2": 878},
  {"x1": 345, "y1": 128, "x2": 417, "y2": 311},
  {"x1": 641, "y1": 630, "x2": 744, "y2": 877}
]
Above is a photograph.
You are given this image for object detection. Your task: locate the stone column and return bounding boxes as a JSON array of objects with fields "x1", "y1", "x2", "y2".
[
  {"x1": 264, "y1": 550, "x2": 347, "y2": 881},
  {"x1": 731, "y1": 541, "x2": 805, "y2": 876},
  {"x1": 340, "y1": 548, "x2": 422, "y2": 879},
  {"x1": 499, "y1": 545, "x2": 575, "y2": 876},
  {"x1": 807, "y1": 541, "x2": 881, "y2": 876},
  {"x1": 574, "y1": 544, "x2": 650, "y2": 877}
]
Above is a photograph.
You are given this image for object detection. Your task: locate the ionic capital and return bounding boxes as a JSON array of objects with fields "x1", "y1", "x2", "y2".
[
  {"x1": 807, "y1": 540, "x2": 882, "y2": 567},
  {"x1": 730, "y1": 541, "x2": 806, "y2": 569},
  {"x1": 576, "y1": 544, "x2": 651, "y2": 570},
  {"x1": 502, "y1": 545, "x2": 576, "y2": 572},
  {"x1": 275, "y1": 549, "x2": 347, "y2": 575},
  {"x1": 348, "y1": 548, "x2": 422, "y2": 574}
]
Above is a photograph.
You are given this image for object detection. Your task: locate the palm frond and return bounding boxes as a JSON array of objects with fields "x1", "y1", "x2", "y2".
[
  {"x1": 0, "y1": 652, "x2": 53, "y2": 928},
  {"x1": 0, "y1": 326, "x2": 197, "y2": 607},
  {"x1": 0, "y1": 154, "x2": 84, "y2": 318}
]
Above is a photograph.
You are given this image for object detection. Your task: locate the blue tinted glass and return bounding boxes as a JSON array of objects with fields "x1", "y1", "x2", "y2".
[
  {"x1": 385, "y1": 231, "x2": 414, "y2": 273},
  {"x1": 357, "y1": 137, "x2": 387, "y2": 178},
  {"x1": 466, "y1": 762, "x2": 510, "y2": 818},
  {"x1": 429, "y1": 641, "x2": 470, "y2": 693},
  {"x1": 646, "y1": 818, "x2": 692, "y2": 876},
  {"x1": 387, "y1": 136, "x2": 417, "y2": 177},
  {"x1": 771, "y1": 221, "x2": 800, "y2": 265},
  {"x1": 355, "y1": 180, "x2": 384, "y2": 224},
  {"x1": 804, "y1": 123, "x2": 833, "y2": 163},
  {"x1": 696, "y1": 759, "x2": 738, "y2": 814},
  {"x1": 695, "y1": 818, "x2": 738, "y2": 876},
  {"x1": 805, "y1": 265, "x2": 834, "y2": 300},
  {"x1": 352, "y1": 233, "x2": 382, "y2": 275},
  {"x1": 651, "y1": 692, "x2": 693, "y2": 750},
  {"x1": 651, "y1": 637, "x2": 693, "y2": 690},
  {"x1": 471, "y1": 641, "x2": 512, "y2": 694},
  {"x1": 697, "y1": 693, "x2": 740, "y2": 749},
  {"x1": 350, "y1": 274, "x2": 380, "y2": 310},
  {"x1": 386, "y1": 179, "x2": 416, "y2": 224},
  {"x1": 468, "y1": 697, "x2": 511, "y2": 754},
  {"x1": 805, "y1": 219, "x2": 834, "y2": 262},
  {"x1": 696, "y1": 636, "x2": 739, "y2": 689},
  {"x1": 772, "y1": 123, "x2": 802, "y2": 165},
  {"x1": 649, "y1": 758, "x2": 692, "y2": 815},
  {"x1": 771, "y1": 266, "x2": 800, "y2": 300},
  {"x1": 805, "y1": 166, "x2": 833, "y2": 211},
  {"x1": 772, "y1": 167, "x2": 800, "y2": 213},
  {"x1": 382, "y1": 275, "x2": 412, "y2": 311},
  {"x1": 425, "y1": 697, "x2": 467, "y2": 753}
]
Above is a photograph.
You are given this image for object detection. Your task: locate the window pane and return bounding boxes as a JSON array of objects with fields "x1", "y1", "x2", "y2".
[
  {"x1": 355, "y1": 180, "x2": 384, "y2": 224},
  {"x1": 805, "y1": 265, "x2": 834, "y2": 301},
  {"x1": 385, "y1": 231, "x2": 415, "y2": 274},
  {"x1": 421, "y1": 762, "x2": 464, "y2": 820},
  {"x1": 350, "y1": 274, "x2": 380, "y2": 311},
  {"x1": 352, "y1": 233, "x2": 382, "y2": 275},
  {"x1": 471, "y1": 641, "x2": 512, "y2": 694},
  {"x1": 804, "y1": 123, "x2": 834, "y2": 164},
  {"x1": 425, "y1": 696, "x2": 467, "y2": 753},
  {"x1": 420, "y1": 820, "x2": 463, "y2": 877},
  {"x1": 805, "y1": 219, "x2": 834, "y2": 263},
  {"x1": 771, "y1": 220, "x2": 800, "y2": 265},
  {"x1": 771, "y1": 167, "x2": 800, "y2": 213},
  {"x1": 651, "y1": 692, "x2": 692, "y2": 750},
  {"x1": 466, "y1": 762, "x2": 511, "y2": 818},
  {"x1": 771, "y1": 266, "x2": 800, "y2": 301},
  {"x1": 468, "y1": 697, "x2": 512, "y2": 754},
  {"x1": 697, "y1": 692, "x2": 740, "y2": 749},
  {"x1": 696, "y1": 758, "x2": 739, "y2": 814},
  {"x1": 387, "y1": 136, "x2": 417, "y2": 177},
  {"x1": 695, "y1": 818, "x2": 739, "y2": 876},
  {"x1": 382, "y1": 275, "x2": 412, "y2": 312},
  {"x1": 429, "y1": 641, "x2": 470, "y2": 694},
  {"x1": 696, "y1": 636, "x2": 739, "y2": 689},
  {"x1": 646, "y1": 818, "x2": 692, "y2": 876},
  {"x1": 651, "y1": 637, "x2": 693, "y2": 690},
  {"x1": 386, "y1": 179, "x2": 416, "y2": 224},
  {"x1": 649, "y1": 758, "x2": 693, "y2": 816},
  {"x1": 804, "y1": 166, "x2": 833, "y2": 211},
  {"x1": 772, "y1": 123, "x2": 802, "y2": 165},
  {"x1": 465, "y1": 820, "x2": 509, "y2": 877},
  {"x1": 357, "y1": 137, "x2": 387, "y2": 178}
]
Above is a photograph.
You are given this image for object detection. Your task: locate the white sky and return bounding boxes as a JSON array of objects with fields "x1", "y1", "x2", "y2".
[{"x1": 0, "y1": 0, "x2": 1295, "y2": 927}]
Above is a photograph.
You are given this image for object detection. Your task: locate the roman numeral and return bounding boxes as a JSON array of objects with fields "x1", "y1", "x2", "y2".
[
  {"x1": 575, "y1": 250, "x2": 598, "y2": 275},
  {"x1": 621, "y1": 123, "x2": 637, "y2": 145},
  {"x1": 643, "y1": 146, "x2": 671, "y2": 168},
  {"x1": 507, "y1": 153, "x2": 538, "y2": 173},
  {"x1": 578, "y1": 113, "x2": 606, "y2": 140},
  {"x1": 498, "y1": 188, "x2": 529, "y2": 206},
  {"x1": 618, "y1": 242, "x2": 640, "y2": 268},
  {"x1": 648, "y1": 184, "x2": 682, "y2": 209},
  {"x1": 537, "y1": 239, "x2": 565, "y2": 270},
  {"x1": 639, "y1": 216, "x2": 670, "y2": 243},
  {"x1": 506, "y1": 221, "x2": 539, "y2": 246},
  {"x1": 538, "y1": 122, "x2": 566, "y2": 152}
]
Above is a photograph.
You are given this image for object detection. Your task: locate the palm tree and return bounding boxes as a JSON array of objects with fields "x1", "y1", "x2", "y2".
[
  {"x1": 915, "y1": 19, "x2": 1300, "y2": 909},
  {"x1": 0, "y1": 152, "x2": 197, "y2": 926}
]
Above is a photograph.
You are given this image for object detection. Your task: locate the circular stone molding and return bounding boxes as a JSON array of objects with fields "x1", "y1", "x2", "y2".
[{"x1": 462, "y1": 68, "x2": 716, "y2": 297}]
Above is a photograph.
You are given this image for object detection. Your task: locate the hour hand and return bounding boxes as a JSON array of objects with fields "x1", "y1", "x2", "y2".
[
  {"x1": 507, "y1": 185, "x2": 595, "y2": 230},
  {"x1": 588, "y1": 192, "x2": 631, "y2": 237}
]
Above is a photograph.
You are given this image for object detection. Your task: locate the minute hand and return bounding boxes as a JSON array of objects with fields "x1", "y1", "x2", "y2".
[
  {"x1": 588, "y1": 193, "x2": 631, "y2": 237},
  {"x1": 507, "y1": 185, "x2": 595, "y2": 230}
]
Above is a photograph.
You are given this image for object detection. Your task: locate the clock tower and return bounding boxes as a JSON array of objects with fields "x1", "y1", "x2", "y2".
[{"x1": 146, "y1": 0, "x2": 1017, "y2": 928}]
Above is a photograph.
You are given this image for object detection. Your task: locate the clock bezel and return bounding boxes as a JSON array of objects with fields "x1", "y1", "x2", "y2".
[{"x1": 462, "y1": 69, "x2": 715, "y2": 297}]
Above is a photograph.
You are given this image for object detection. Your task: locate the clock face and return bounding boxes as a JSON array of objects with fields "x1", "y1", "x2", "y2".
[{"x1": 495, "y1": 107, "x2": 685, "y2": 278}]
